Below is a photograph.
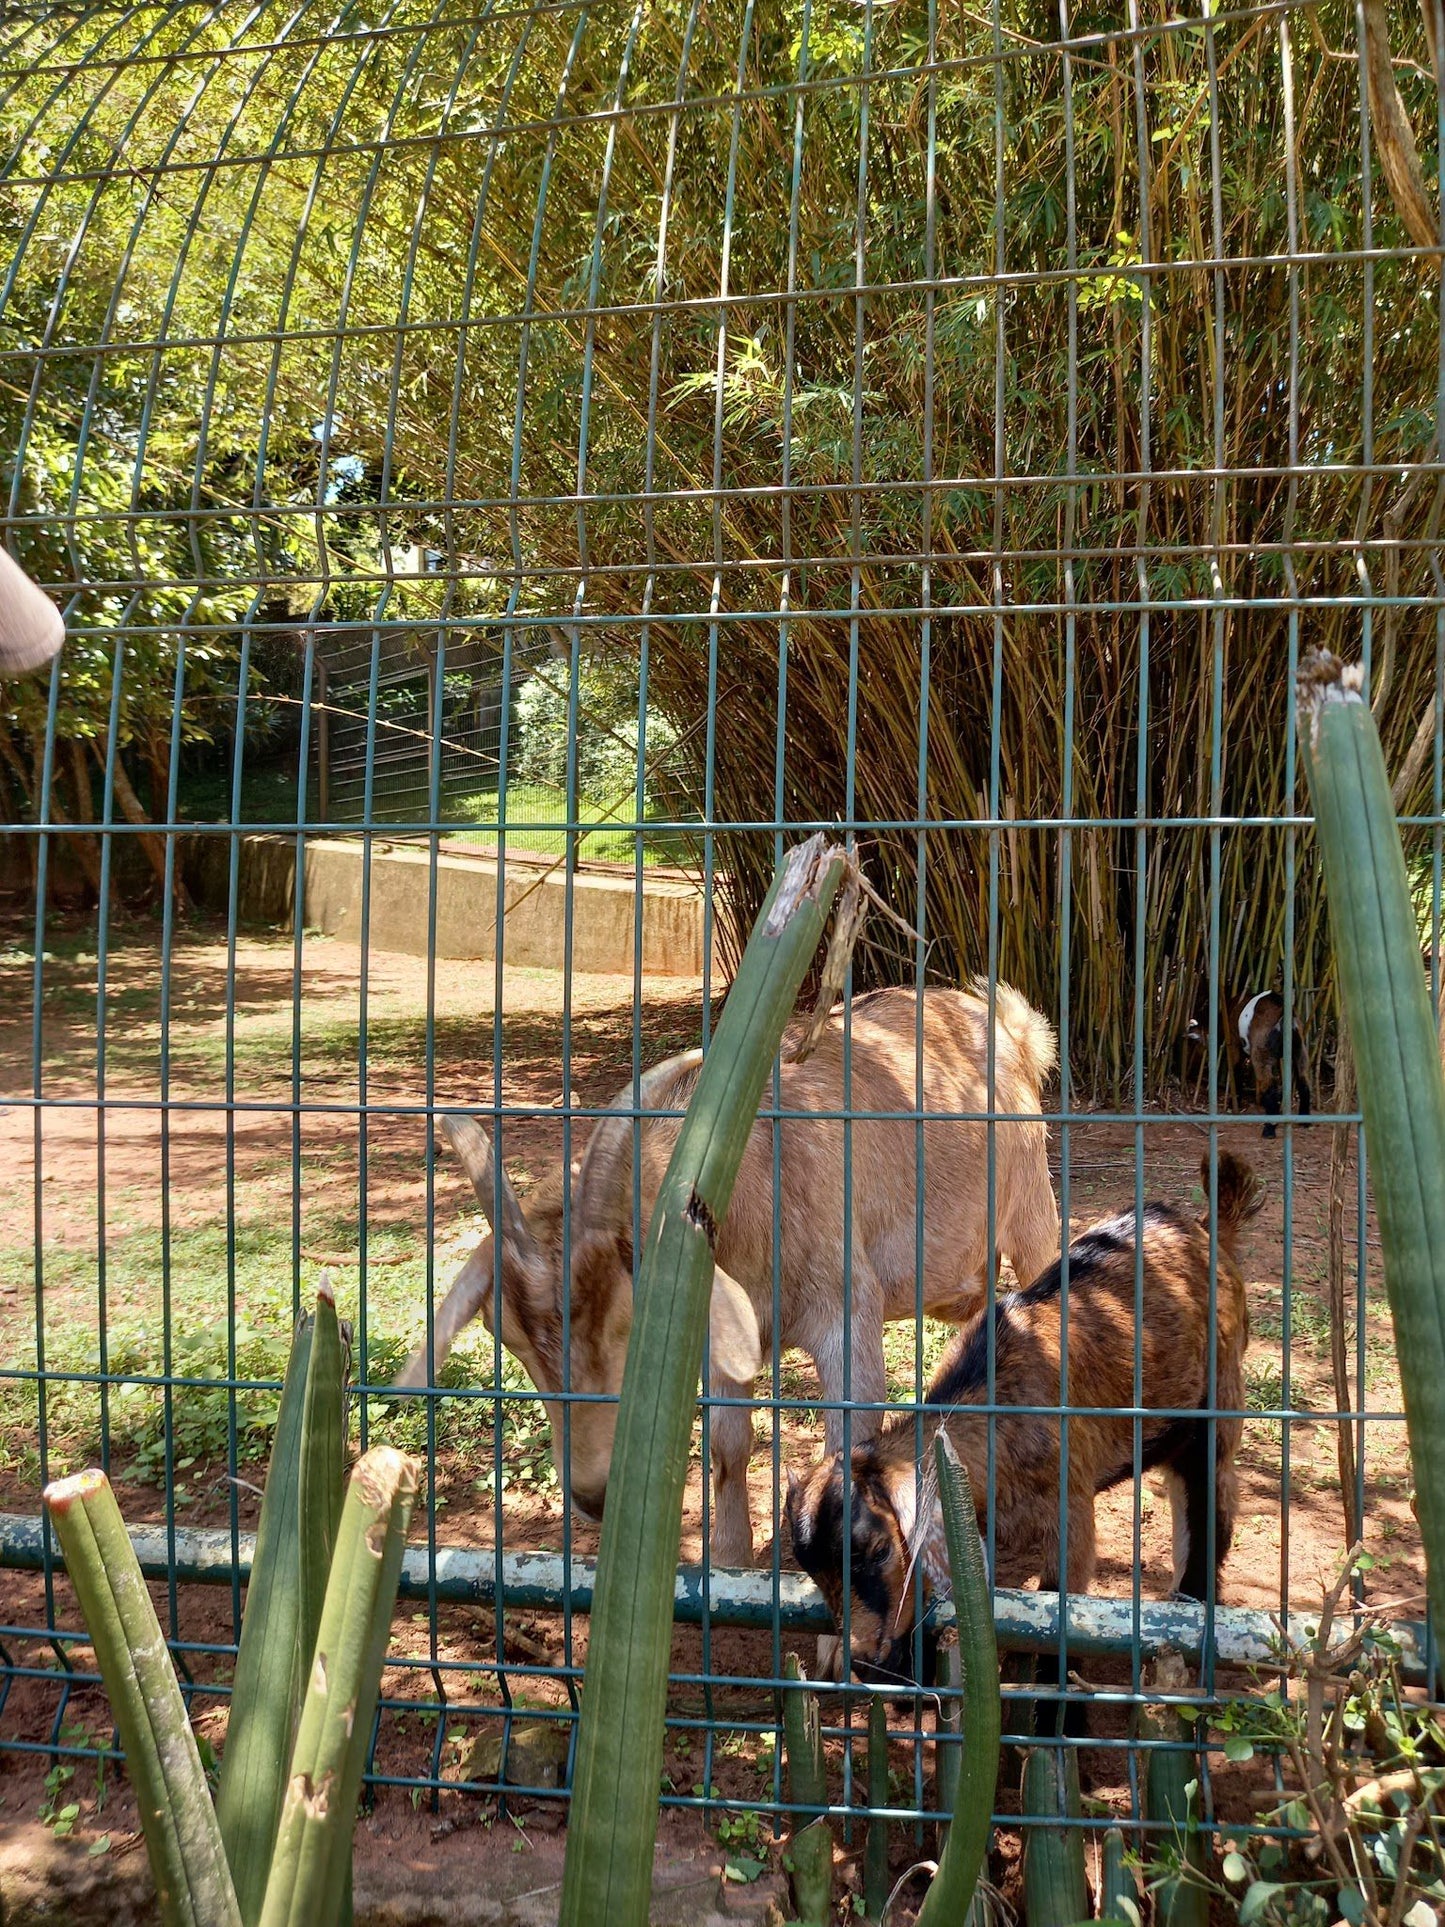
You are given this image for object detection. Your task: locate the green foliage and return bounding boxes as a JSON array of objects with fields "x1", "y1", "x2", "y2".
[
  {"x1": 1144, "y1": 1551, "x2": 1445, "y2": 1927},
  {"x1": 512, "y1": 654, "x2": 681, "y2": 815},
  {"x1": 3, "y1": 0, "x2": 1433, "y2": 1080}
]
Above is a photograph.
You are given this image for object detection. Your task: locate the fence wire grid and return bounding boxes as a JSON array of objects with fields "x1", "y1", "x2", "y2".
[{"x1": 1, "y1": 0, "x2": 1442, "y2": 1886}]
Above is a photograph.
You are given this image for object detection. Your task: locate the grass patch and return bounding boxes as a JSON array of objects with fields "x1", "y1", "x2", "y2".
[
  {"x1": 444, "y1": 783, "x2": 694, "y2": 866},
  {"x1": 177, "y1": 760, "x2": 309, "y2": 827},
  {"x1": 0, "y1": 1216, "x2": 549, "y2": 1494}
]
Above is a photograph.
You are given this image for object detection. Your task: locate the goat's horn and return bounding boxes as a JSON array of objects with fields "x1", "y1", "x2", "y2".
[
  {"x1": 439, "y1": 1112, "x2": 539, "y2": 1258},
  {"x1": 573, "y1": 1052, "x2": 703, "y2": 1238}
]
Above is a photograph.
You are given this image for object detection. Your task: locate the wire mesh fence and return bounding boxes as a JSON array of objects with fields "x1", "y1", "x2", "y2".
[{"x1": 1, "y1": 0, "x2": 1442, "y2": 1906}]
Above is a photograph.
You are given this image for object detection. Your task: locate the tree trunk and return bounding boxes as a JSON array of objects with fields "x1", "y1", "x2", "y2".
[
  {"x1": 65, "y1": 740, "x2": 104, "y2": 896},
  {"x1": 95, "y1": 740, "x2": 190, "y2": 909},
  {"x1": 0, "y1": 734, "x2": 38, "y2": 891}
]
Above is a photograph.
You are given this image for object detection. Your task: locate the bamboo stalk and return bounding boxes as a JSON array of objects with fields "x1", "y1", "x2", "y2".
[
  {"x1": 558, "y1": 836, "x2": 849, "y2": 1927},
  {"x1": 44, "y1": 1469, "x2": 242, "y2": 1927}
]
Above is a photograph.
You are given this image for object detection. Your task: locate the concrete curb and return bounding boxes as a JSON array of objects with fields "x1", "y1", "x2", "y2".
[{"x1": 183, "y1": 834, "x2": 722, "y2": 978}]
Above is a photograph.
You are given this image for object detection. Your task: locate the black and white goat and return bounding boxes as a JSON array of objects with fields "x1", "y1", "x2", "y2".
[
  {"x1": 1186, "y1": 993, "x2": 1311, "y2": 1138},
  {"x1": 1234, "y1": 992, "x2": 1312, "y2": 1139}
]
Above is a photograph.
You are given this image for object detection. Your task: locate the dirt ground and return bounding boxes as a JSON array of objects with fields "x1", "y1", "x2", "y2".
[{"x1": 0, "y1": 908, "x2": 1425, "y2": 1920}]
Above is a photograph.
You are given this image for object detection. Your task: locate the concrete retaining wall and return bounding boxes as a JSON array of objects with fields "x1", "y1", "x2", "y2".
[{"x1": 186, "y1": 834, "x2": 720, "y2": 978}]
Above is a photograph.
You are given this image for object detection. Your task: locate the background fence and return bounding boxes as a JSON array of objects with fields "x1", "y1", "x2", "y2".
[{"x1": 1, "y1": 0, "x2": 1442, "y2": 1904}]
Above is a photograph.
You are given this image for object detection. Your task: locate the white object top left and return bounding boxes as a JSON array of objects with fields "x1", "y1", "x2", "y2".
[{"x1": 0, "y1": 548, "x2": 64, "y2": 676}]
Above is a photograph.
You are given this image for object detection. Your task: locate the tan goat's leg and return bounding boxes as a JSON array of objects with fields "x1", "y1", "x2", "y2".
[
  {"x1": 707, "y1": 1378, "x2": 756, "y2": 1567},
  {"x1": 817, "y1": 1258, "x2": 887, "y2": 1459}
]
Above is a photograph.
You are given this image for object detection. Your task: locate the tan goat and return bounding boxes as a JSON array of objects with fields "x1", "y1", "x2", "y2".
[{"x1": 396, "y1": 984, "x2": 1059, "y2": 1566}]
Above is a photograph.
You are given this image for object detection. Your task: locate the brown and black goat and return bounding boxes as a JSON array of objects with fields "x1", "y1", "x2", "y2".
[
  {"x1": 395, "y1": 984, "x2": 1060, "y2": 1567},
  {"x1": 785, "y1": 1153, "x2": 1260, "y2": 1685}
]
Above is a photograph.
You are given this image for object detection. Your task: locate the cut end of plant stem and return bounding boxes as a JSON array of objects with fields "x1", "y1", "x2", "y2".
[
  {"x1": 350, "y1": 1446, "x2": 420, "y2": 1514},
  {"x1": 43, "y1": 1468, "x2": 108, "y2": 1512},
  {"x1": 1298, "y1": 651, "x2": 1365, "y2": 742},
  {"x1": 763, "y1": 832, "x2": 846, "y2": 936}
]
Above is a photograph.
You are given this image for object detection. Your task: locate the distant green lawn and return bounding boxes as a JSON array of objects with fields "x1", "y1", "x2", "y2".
[
  {"x1": 0, "y1": 1214, "x2": 548, "y2": 1496},
  {"x1": 175, "y1": 767, "x2": 695, "y2": 867},
  {"x1": 2, "y1": 1206, "x2": 950, "y2": 1499},
  {"x1": 445, "y1": 783, "x2": 695, "y2": 867}
]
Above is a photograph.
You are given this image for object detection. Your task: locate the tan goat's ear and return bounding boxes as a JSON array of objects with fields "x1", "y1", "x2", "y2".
[{"x1": 708, "y1": 1266, "x2": 761, "y2": 1383}]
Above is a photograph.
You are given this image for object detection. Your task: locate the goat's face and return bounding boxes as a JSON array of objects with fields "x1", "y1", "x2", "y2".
[
  {"x1": 411, "y1": 1067, "x2": 759, "y2": 1525},
  {"x1": 431, "y1": 1196, "x2": 633, "y2": 1527},
  {"x1": 785, "y1": 1452, "x2": 915, "y2": 1673}
]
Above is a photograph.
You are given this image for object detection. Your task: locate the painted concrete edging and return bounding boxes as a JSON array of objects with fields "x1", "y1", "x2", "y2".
[{"x1": 184, "y1": 833, "x2": 721, "y2": 978}]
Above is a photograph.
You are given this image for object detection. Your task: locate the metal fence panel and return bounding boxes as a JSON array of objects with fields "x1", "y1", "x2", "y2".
[{"x1": 0, "y1": 0, "x2": 1438, "y2": 1885}]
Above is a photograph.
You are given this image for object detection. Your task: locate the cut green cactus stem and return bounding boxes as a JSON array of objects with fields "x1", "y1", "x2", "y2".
[
  {"x1": 785, "y1": 1819, "x2": 834, "y2": 1926},
  {"x1": 559, "y1": 836, "x2": 849, "y2": 1927},
  {"x1": 781, "y1": 1655, "x2": 833, "y2": 1927},
  {"x1": 43, "y1": 1468, "x2": 242, "y2": 1927},
  {"x1": 914, "y1": 1434, "x2": 1001, "y2": 1927},
  {"x1": 780, "y1": 1641, "x2": 832, "y2": 1922},
  {"x1": 1144, "y1": 1711, "x2": 1208, "y2": 1927},
  {"x1": 864, "y1": 1694, "x2": 891, "y2": 1920},
  {"x1": 218, "y1": 1283, "x2": 347, "y2": 1927},
  {"x1": 1021, "y1": 1746, "x2": 1090, "y2": 1927},
  {"x1": 1298, "y1": 650, "x2": 1445, "y2": 1642},
  {"x1": 782, "y1": 1651, "x2": 828, "y2": 1813},
  {"x1": 1099, "y1": 1825, "x2": 1139, "y2": 1924},
  {"x1": 934, "y1": 1634, "x2": 962, "y2": 1845},
  {"x1": 257, "y1": 1444, "x2": 418, "y2": 1927}
]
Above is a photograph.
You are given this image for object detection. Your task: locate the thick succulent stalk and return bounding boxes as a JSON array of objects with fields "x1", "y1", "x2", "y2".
[
  {"x1": 1298, "y1": 650, "x2": 1445, "y2": 1639},
  {"x1": 43, "y1": 1469, "x2": 242, "y2": 1927},
  {"x1": 934, "y1": 1633, "x2": 963, "y2": 1856},
  {"x1": 217, "y1": 1284, "x2": 347, "y2": 1926},
  {"x1": 1144, "y1": 1711, "x2": 1208, "y2": 1927},
  {"x1": 915, "y1": 1435, "x2": 1001, "y2": 1927},
  {"x1": 864, "y1": 1695, "x2": 891, "y2": 1919},
  {"x1": 1098, "y1": 1824, "x2": 1138, "y2": 1924},
  {"x1": 1021, "y1": 1744, "x2": 1090, "y2": 1926},
  {"x1": 558, "y1": 835, "x2": 849, "y2": 1927},
  {"x1": 258, "y1": 1445, "x2": 418, "y2": 1927},
  {"x1": 781, "y1": 1652, "x2": 832, "y2": 1926}
]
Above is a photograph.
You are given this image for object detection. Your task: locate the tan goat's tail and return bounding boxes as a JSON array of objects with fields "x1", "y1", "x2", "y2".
[
  {"x1": 1202, "y1": 1152, "x2": 1265, "y2": 1256},
  {"x1": 972, "y1": 978, "x2": 1059, "y2": 1094}
]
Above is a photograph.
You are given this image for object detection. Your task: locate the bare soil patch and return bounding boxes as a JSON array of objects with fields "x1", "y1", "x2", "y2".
[{"x1": 0, "y1": 908, "x2": 1423, "y2": 1920}]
